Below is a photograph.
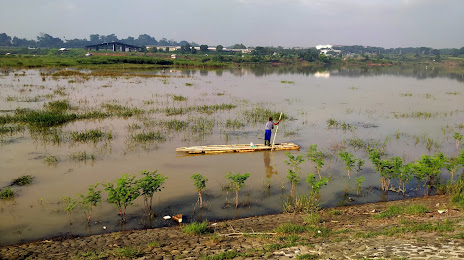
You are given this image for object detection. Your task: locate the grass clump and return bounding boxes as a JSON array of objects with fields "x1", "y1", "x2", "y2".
[
  {"x1": 274, "y1": 223, "x2": 306, "y2": 234},
  {"x1": 11, "y1": 175, "x2": 33, "y2": 186},
  {"x1": 111, "y1": 247, "x2": 143, "y2": 258},
  {"x1": 132, "y1": 131, "x2": 165, "y2": 142},
  {"x1": 0, "y1": 187, "x2": 14, "y2": 199},
  {"x1": 70, "y1": 151, "x2": 95, "y2": 162},
  {"x1": 70, "y1": 129, "x2": 112, "y2": 143},
  {"x1": 172, "y1": 95, "x2": 187, "y2": 101},
  {"x1": 283, "y1": 194, "x2": 320, "y2": 213},
  {"x1": 304, "y1": 212, "x2": 321, "y2": 227},
  {"x1": 164, "y1": 119, "x2": 189, "y2": 131},
  {"x1": 182, "y1": 221, "x2": 210, "y2": 235},
  {"x1": 374, "y1": 204, "x2": 428, "y2": 219},
  {"x1": 356, "y1": 220, "x2": 454, "y2": 238},
  {"x1": 44, "y1": 100, "x2": 71, "y2": 112},
  {"x1": 44, "y1": 155, "x2": 59, "y2": 165},
  {"x1": 242, "y1": 107, "x2": 289, "y2": 124},
  {"x1": 296, "y1": 254, "x2": 319, "y2": 259}
]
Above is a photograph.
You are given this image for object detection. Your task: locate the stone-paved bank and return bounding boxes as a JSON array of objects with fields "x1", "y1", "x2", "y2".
[{"x1": 1, "y1": 195, "x2": 464, "y2": 259}]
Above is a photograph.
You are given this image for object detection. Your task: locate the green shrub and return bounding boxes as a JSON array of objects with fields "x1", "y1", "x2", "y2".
[
  {"x1": 274, "y1": 223, "x2": 306, "y2": 234},
  {"x1": 182, "y1": 221, "x2": 210, "y2": 235},
  {"x1": 11, "y1": 175, "x2": 33, "y2": 186},
  {"x1": 0, "y1": 187, "x2": 14, "y2": 199}
]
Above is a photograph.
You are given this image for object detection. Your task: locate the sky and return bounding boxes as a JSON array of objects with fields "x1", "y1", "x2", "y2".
[{"x1": 0, "y1": 0, "x2": 463, "y2": 49}]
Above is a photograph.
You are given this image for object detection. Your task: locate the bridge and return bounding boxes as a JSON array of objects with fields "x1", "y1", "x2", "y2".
[{"x1": 85, "y1": 41, "x2": 142, "y2": 52}]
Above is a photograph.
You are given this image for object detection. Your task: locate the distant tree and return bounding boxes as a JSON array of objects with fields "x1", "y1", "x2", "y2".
[
  {"x1": 232, "y1": 43, "x2": 246, "y2": 49},
  {"x1": 191, "y1": 47, "x2": 197, "y2": 54},
  {"x1": 181, "y1": 43, "x2": 191, "y2": 52},
  {"x1": 216, "y1": 45, "x2": 223, "y2": 52},
  {"x1": 0, "y1": 33, "x2": 12, "y2": 46},
  {"x1": 179, "y1": 40, "x2": 189, "y2": 46},
  {"x1": 89, "y1": 34, "x2": 100, "y2": 44},
  {"x1": 37, "y1": 33, "x2": 64, "y2": 47},
  {"x1": 200, "y1": 44, "x2": 209, "y2": 52},
  {"x1": 12, "y1": 36, "x2": 35, "y2": 47},
  {"x1": 137, "y1": 34, "x2": 157, "y2": 46}
]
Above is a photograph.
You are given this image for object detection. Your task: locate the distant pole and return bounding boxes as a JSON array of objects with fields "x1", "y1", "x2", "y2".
[{"x1": 271, "y1": 112, "x2": 283, "y2": 151}]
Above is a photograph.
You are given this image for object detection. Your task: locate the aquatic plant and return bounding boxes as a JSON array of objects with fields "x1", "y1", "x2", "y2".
[
  {"x1": 137, "y1": 170, "x2": 167, "y2": 216},
  {"x1": 104, "y1": 174, "x2": 140, "y2": 223},
  {"x1": 70, "y1": 151, "x2": 95, "y2": 162},
  {"x1": 131, "y1": 131, "x2": 165, "y2": 142},
  {"x1": 0, "y1": 187, "x2": 14, "y2": 199},
  {"x1": 338, "y1": 151, "x2": 364, "y2": 180},
  {"x1": 11, "y1": 175, "x2": 33, "y2": 186},
  {"x1": 413, "y1": 153, "x2": 446, "y2": 196},
  {"x1": 44, "y1": 100, "x2": 71, "y2": 113},
  {"x1": 285, "y1": 152, "x2": 304, "y2": 196},
  {"x1": 78, "y1": 183, "x2": 102, "y2": 223},
  {"x1": 305, "y1": 172, "x2": 329, "y2": 197},
  {"x1": 70, "y1": 129, "x2": 112, "y2": 144},
  {"x1": 283, "y1": 194, "x2": 320, "y2": 213},
  {"x1": 62, "y1": 196, "x2": 76, "y2": 225},
  {"x1": 225, "y1": 119, "x2": 245, "y2": 129},
  {"x1": 397, "y1": 163, "x2": 414, "y2": 196},
  {"x1": 306, "y1": 144, "x2": 325, "y2": 179},
  {"x1": 453, "y1": 132, "x2": 463, "y2": 152},
  {"x1": 226, "y1": 172, "x2": 251, "y2": 208},
  {"x1": 172, "y1": 95, "x2": 187, "y2": 101},
  {"x1": 44, "y1": 155, "x2": 58, "y2": 166},
  {"x1": 191, "y1": 173, "x2": 208, "y2": 209},
  {"x1": 445, "y1": 151, "x2": 464, "y2": 183},
  {"x1": 355, "y1": 176, "x2": 365, "y2": 196}
]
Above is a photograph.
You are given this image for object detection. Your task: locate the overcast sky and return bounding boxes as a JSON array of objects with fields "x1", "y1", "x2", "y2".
[{"x1": 0, "y1": 0, "x2": 462, "y2": 48}]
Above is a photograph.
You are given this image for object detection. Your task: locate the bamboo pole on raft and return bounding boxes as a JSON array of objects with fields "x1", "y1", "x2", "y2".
[{"x1": 271, "y1": 112, "x2": 283, "y2": 151}]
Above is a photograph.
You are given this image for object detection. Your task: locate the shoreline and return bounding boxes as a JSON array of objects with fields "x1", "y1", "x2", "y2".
[{"x1": 2, "y1": 194, "x2": 464, "y2": 259}]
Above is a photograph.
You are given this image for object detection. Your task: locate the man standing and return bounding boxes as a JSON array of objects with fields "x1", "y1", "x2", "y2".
[{"x1": 264, "y1": 117, "x2": 280, "y2": 146}]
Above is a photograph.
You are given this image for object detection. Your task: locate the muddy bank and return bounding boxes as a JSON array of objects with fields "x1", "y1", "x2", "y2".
[{"x1": 1, "y1": 195, "x2": 464, "y2": 259}]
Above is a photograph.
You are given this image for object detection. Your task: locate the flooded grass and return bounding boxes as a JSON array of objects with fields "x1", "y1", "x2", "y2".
[
  {"x1": 172, "y1": 95, "x2": 187, "y2": 101},
  {"x1": 164, "y1": 119, "x2": 189, "y2": 131},
  {"x1": 0, "y1": 187, "x2": 14, "y2": 200},
  {"x1": 242, "y1": 107, "x2": 288, "y2": 124},
  {"x1": 11, "y1": 175, "x2": 34, "y2": 186},
  {"x1": 70, "y1": 129, "x2": 112, "y2": 143},
  {"x1": 70, "y1": 151, "x2": 96, "y2": 162},
  {"x1": 44, "y1": 155, "x2": 58, "y2": 166},
  {"x1": 131, "y1": 131, "x2": 166, "y2": 142}
]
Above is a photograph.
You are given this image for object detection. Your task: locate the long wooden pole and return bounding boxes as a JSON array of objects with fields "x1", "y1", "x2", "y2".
[{"x1": 271, "y1": 112, "x2": 283, "y2": 151}]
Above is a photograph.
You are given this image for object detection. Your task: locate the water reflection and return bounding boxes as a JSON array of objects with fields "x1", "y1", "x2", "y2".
[
  {"x1": 216, "y1": 65, "x2": 464, "y2": 82},
  {"x1": 263, "y1": 151, "x2": 278, "y2": 178}
]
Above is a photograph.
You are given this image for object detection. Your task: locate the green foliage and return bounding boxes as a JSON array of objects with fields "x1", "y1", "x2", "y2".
[
  {"x1": 11, "y1": 175, "x2": 33, "y2": 186},
  {"x1": 274, "y1": 223, "x2": 306, "y2": 234},
  {"x1": 192, "y1": 173, "x2": 208, "y2": 208},
  {"x1": 338, "y1": 151, "x2": 364, "y2": 179},
  {"x1": 137, "y1": 170, "x2": 167, "y2": 216},
  {"x1": 450, "y1": 175, "x2": 464, "y2": 208},
  {"x1": 182, "y1": 221, "x2": 210, "y2": 235},
  {"x1": 70, "y1": 129, "x2": 112, "y2": 144},
  {"x1": 306, "y1": 144, "x2": 326, "y2": 179},
  {"x1": 131, "y1": 131, "x2": 165, "y2": 142},
  {"x1": 285, "y1": 152, "x2": 304, "y2": 196},
  {"x1": 305, "y1": 173, "x2": 329, "y2": 197},
  {"x1": 70, "y1": 151, "x2": 95, "y2": 162},
  {"x1": 78, "y1": 183, "x2": 102, "y2": 223},
  {"x1": 283, "y1": 194, "x2": 320, "y2": 213},
  {"x1": 112, "y1": 247, "x2": 144, "y2": 258},
  {"x1": 355, "y1": 176, "x2": 365, "y2": 195},
  {"x1": 44, "y1": 155, "x2": 58, "y2": 166},
  {"x1": 304, "y1": 211, "x2": 321, "y2": 227},
  {"x1": 104, "y1": 174, "x2": 140, "y2": 223},
  {"x1": 296, "y1": 254, "x2": 319, "y2": 259},
  {"x1": 226, "y1": 172, "x2": 251, "y2": 208},
  {"x1": 413, "y1": 153, "x2": 446, "y2": 196},
  {"x1": 62, "y1": 196, "x2": 76, "y2": 224},
  {"x1": 453, "y1": 132, "x2": 463, "y2": 150},
  {"x1": 374, "y1": 204, "x2": 428, "y2": 219},
  {"x1": 44, "y1": 100, "x2": 71, "y2": 113},
  {"x1": 0, "y1": 187, "x2": 14, "y2": 199}
]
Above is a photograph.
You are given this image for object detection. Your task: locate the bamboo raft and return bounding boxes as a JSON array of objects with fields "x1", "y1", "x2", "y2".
[{"x1": 176, "y1": 142, "x2": 300, "y2": 154}]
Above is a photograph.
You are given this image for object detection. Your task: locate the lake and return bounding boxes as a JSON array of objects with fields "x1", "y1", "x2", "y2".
[{"x1": 0, "y1": 65, "x2": 463, "y2": 245}]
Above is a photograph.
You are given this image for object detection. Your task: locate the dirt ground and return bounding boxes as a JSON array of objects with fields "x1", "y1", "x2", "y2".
[{"x1": 1, "y1": 195, "x2": 464, "y2": 259}]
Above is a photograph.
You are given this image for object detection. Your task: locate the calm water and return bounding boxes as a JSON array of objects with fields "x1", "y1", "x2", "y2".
[{"x1": 0, "y1": 65, "x2": 463, "y2": 245}]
